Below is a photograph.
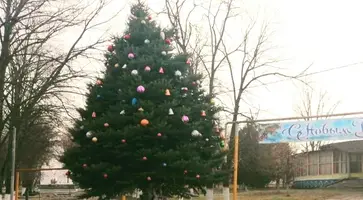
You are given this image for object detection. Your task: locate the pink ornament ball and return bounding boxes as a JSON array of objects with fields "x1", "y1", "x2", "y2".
[
  {"x1": 144, "y1": 66, "x2": 151, "y2": 72},
  {"x1": 128, "y1": 53, "x2": 135, "y2": 59},
  {"x1": 147, "y1": 176, "x2": 152, "y2": 181},
  {"x1": 137, "y1": 85, "x2": 145, "y2": 93},
  {"x1": 181, "y1": 115, "x2": 189, "y2": 123}
]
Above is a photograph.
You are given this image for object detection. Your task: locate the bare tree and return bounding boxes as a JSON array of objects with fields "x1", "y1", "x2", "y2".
[
  {"x1": 295, "y1": 85, "x2": 340, "y2": 152},
  {"x1": 163, "y1": 1, "x2": 308, "y2": 199},
  {"x1": 0, "y1": 0, "x2": 121, "y2": 191}
]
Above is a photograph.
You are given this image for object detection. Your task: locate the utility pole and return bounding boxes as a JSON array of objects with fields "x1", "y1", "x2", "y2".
[{"x1": 10, "y1": 128, "x2": 16, "y2": 200}]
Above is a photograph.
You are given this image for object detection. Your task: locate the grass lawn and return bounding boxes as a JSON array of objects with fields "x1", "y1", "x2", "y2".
[{"x1": 169, "y1": 189, "x2": 362, "y2": 200}]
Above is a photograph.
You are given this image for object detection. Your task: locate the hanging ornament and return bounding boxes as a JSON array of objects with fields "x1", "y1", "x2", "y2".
[
  {"x1": 104, "y1": 123, "x2": 109, "y2": 128},
  {"x1": 82, "y1": 164, "x2": 87, "y2": 168},
  {"x1": 128, "y1": 53, "x2": 135, "y2": 59},
  {"x1": 122, "y1": 64, "x2": 127, "y2": 69},
  {"x1": 181, "y1": 87, "x2": 188, "y2": 92},
  {"x1": 146, "y1": 15, "x2": 152, "y2": 20},
  {"x1": 114, "y1": 63, "x2": 119, "y2": 68},
  {"x1": 141, "y1": 20, "x2": 146, "y2": 24},
  {"x1": 192, "y1": 81, "x2": 197, "y2": 86},
  {"x1": 184, "y1": 170, "x2": 188, "y2": 174},
  {"x1": 181, "y1": 115, "x2": 189, "y2": 123},
  {"x1": 132, "y1": 98, "x2": 138, "y2": 105},
  {"x1": 160, "y1": 31, "x2": 165, "y2": 40},
  {"x1": 165, "y1": 38, "x2": 171, "y2": 45},
  {"x1": 191, "y1": 130, "x2": 202, "y2": 137},
  {"x1": 96, "y1": 80, "x2": 102, "y2": 85},
  {"x1": 120, "y1": 110, "x2": 125, "y2": 115},
  {"x1": 201, "y1": 110, "x2": 206, "y2": 117},
  {"x1": 162, "y1": 163, "x2": 167, "y2": 167},
  {"x1": 210, "y1": 98, "x2": 215, "y2": 105},
  {"x1": 175, "y1": 70, "x2": 182, "y2": 77},
  {"x1": 147, "y1": 176, "x2": 152, "y2": 181},
  {"x1": 157, "y1": 133, "x2": 162, "y2": 137},
  {"x1": 142, "y1": 156, "x2": 147, "y2": 160},
  {"x1": 92, "y1": 112, "x2": 96, "y2": 118},
  {"x1": 123, "y1": 34, "x2": 131, "y2": 40},
  {"x1": 138, "y1": 107, "x2": 144, "y2": 112},
  {"x1": 92, "y1": 137, "x2": 98, "y2": 142},
  {"x1": 165, "y1": 89, "x2": 171, "y2": 96},
  {"x1": 196, "y1": 174, "x2": 200, "y2": 179},
  {"x1": 144, "y1": 66, "x2": 151, "y2": 72},
  {"x1": 205, "y1": 138, "x2": 209, "y2": 141},
  {"x1": 103, "y1": 173, "x2": 108, "y2": 179},
  {"x1": 159, "y1": 67, "x2": 164, "y2": 74},
  {"x1": 86, "y1": 131, "x2": 93, "y2": 138},
  {"x1": 131, "y1": 70, "x2": 138, "y2": 76},
  {"x1": 144, "y1": 39, "x2": 150, "y2": 44},
  {"x1": 186, "y1": 58, "x2": 192, "y2": 65},
  {"x1": 107, "y1": 45, "x2": 114, "y2": 52},
  {"x1": 220, "y1": 140, "x2": 225, "y2": 148},
  {"x1": 168, "y1": 108, "x2": 174, "y2": 115},
  {"x1": 137, "y1": 85, "x2": 145, "y2": 93},
  {"x1": 140, "y1": 119, "x2": 149, "y2": 126},
  {"x1": 161, "y1": 51, "x2": 167, "y2": 56}
]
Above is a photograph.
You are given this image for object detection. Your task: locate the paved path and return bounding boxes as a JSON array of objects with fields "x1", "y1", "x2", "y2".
[{"x1": 328, "y1": 194, "x2": 363, "y2": 200}]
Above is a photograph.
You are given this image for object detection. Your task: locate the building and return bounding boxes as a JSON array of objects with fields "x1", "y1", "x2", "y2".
[{"x1": 293, "y1": 140, "x2": 363, "y2": 188}]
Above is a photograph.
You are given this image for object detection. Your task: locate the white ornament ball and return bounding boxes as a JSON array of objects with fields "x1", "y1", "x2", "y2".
[
  {"x1": 161, "y1": 51, "x2": 167, "y2": 56},
  {"x1": 141, "y1": 20, "x2": 146, "y2": 24},
  {"x1": 175, "y1": 70, "x2": 182, "y2": 77},
  {"x1": 144, "y1": 39, "x2": 150, "y2": 44},
  {"x1": 191, "y1": 130, "x2": 202, "y2": 137},
  {"x1": 131, "y1": 70, "x2": 138, "y2": 76},
  {"x1": 86, "y1": 131, "x2": 93, "y2": 138}
]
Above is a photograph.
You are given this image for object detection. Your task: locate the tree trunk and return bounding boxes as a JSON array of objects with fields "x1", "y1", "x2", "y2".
[{"x1": 140, "y1": 187, "x2": 154, "y2": 200}]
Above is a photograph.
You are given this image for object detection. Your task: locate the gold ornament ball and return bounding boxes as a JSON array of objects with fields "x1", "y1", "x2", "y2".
[{"x1": 92, "y1": 137, "x2": 98, "y2": 142}]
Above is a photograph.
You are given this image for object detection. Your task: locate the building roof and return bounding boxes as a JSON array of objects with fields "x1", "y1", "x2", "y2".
[{"x1": 321, "y1": 140, "x2": 363, "y2": 153}]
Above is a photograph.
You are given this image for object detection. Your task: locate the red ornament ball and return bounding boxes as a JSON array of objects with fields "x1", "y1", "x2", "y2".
[
  {"x1": 147, "y1": 16, "x2": 152, "y2": 20},
  {"x1": 121, "y1": 139, "x2": 126, "y2": 143},
  {"x1": 103, "y1": 173, "x2": 108, "y2": 179},
  {"x1": 123, "y1": 34, "x2": 131, "y2": 39},
  {"x1": 107, "y1": 45, "x2": 114, "y2": 52},
  {"x1": 165, "y1": 39, "x2": 171, "y2": 45},
  {"x1": 65, "y1": 171, "x2": 71, "y2": 176}
]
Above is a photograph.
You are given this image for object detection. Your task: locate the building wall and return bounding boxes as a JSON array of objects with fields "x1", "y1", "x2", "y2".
[
  {"x1": 295, "y1": 150, "x2": 350, "y2": 180},
  {"x1": 293, "y1": 149, "x2": 363, "y2": 188}
]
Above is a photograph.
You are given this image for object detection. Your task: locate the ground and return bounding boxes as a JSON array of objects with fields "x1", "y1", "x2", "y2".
[{"x1": 20, "y1": 189, "x2": 363, "y2": 199}]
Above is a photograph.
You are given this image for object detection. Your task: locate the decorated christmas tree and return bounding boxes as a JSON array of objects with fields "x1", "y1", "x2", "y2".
[{"x1": 61, "y1": 2, "x2": 227, "y2": 199}]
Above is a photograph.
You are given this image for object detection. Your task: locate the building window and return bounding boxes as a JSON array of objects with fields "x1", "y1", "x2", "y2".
[
  {"x1": 296, "y1": 154, "x2": 307, "y2": 177},
  {"x1": 319, "y1": 151, "x2": 332, "y2": 175},
  {"x1": 349, "y1": 154, "x2": 362, "y2": 173},
  {"x1": 308, "y1": 152, "x2": 318, "y2": 175},
  {"x1": 333, "y1": 151, "x2": 340, "y2": 174}
]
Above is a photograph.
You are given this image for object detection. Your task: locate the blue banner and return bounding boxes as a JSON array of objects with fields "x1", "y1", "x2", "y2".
[{"x1": 257, "y1": 118, "x2": 363, "y2": 143}]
